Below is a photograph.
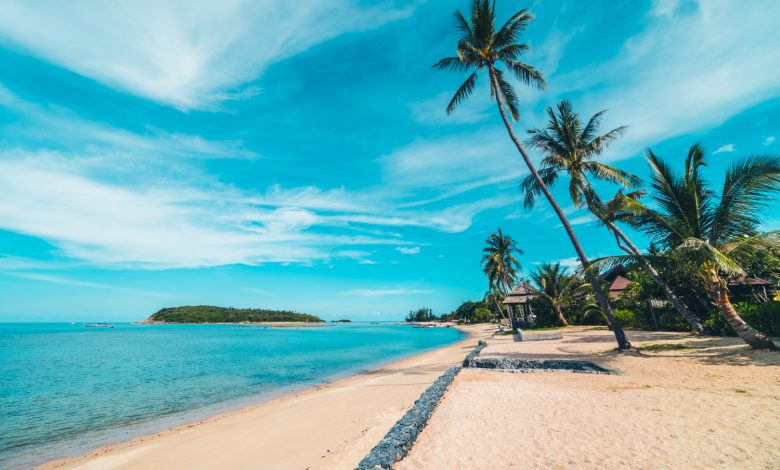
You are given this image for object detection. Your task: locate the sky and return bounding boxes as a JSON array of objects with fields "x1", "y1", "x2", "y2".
[{"x1": 0, "y1": 0, "x2": 779, "y2": 321}]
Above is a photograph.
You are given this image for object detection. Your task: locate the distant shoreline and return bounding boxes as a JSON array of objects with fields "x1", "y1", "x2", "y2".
[{"x1": 140, "y1": 321, "x2": 328, "y2": 328}]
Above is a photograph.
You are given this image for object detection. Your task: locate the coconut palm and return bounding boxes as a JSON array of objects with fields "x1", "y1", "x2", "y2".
[
  {"x1": 624, "y1": 145, "x2": 779, "y2": 349},
  {"x1": 530, "y1": 262, "x2": 585, "y2": 326},
  {"x1": 520, "y1": 101, "x2": 705, "y2": 334},
  {"x1": 435, "y1": 0, "x2": 631, "y2": 349},
  {"x1": 481, "y1": 228, "x2": 522, "y2": 327}
]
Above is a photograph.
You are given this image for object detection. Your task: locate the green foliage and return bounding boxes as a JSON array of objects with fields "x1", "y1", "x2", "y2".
[
  {"x1": 405, "y1": 307, "x2": 437, "y2": 323},
  {"x1": 612, "y1": 309, "x2": 645, "y2": 329},
  {"x1": 149, "y1": 306, "x2": 323, "y2": 323},
  {"x1": 704, "y1": 301, "x2": 780, "y2": 337},
  {"x1": 658, "y1": 311, "x2": 691, "y2": 332},
  {"x1": 471, "y1": 307, "x2": 494, "y2": 323}
]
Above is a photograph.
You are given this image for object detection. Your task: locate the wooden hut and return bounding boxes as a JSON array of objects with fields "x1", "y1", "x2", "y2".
[
  {"x1": 503, "y1": 281, "x2": 538, "y2": 328},
  {"x1": 608, "y1": 275, "x2": 632, "y2": 299}
]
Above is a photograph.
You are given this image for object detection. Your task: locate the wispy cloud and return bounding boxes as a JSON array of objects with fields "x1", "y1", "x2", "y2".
[
  {"x1": 0, "y1": 1, "x2": 415, "y2": 109},
  {"x1": 764, "y1": 136, "x2": 776, "y2": 146},
  {"x1": 556, "y1": 0, "x2": 780, "y2": 161},
  {"x1": 395, "y1": 246, "x2": 421, "y2": 255},
  {"x1": 714, "y1": 144, "x2": 735, "y2": 154},
  {"x1": 342, "y1": 288, "x2": 433, "y2": 296}
]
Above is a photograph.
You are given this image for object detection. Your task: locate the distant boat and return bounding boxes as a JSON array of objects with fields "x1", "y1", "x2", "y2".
[{"x1": 85, "y1": 323, "x2": 113, "y2": 328}]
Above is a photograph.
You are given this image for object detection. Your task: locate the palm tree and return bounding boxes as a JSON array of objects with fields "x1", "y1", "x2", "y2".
[
  {"x1": 624, "y1": 145, "x2": 779, "y2": 349},
  {"x1": 530, "y1": 262, "x2": 584, "y2": 326},
  {"x1": 520, "y1": 101, "x2": 706, "y2": 334},
  {"x1": 481, "y1": 228, "x2": 522, "y2": 327},
  {"x1": 435, "y1": 0, "x2": 631, "y2": 349}
]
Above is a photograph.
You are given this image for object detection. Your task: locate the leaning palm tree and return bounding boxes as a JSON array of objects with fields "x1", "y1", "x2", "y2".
[
  {"x1": 624, "y1": 145, "x2": 779, "y2": 349},
  {"x1": 530, "y1": 262, "x2": 584, "y2": 326},
  {"x1": 481, "y1": 228, "x2": 522, "y2": 327},
  {"x1": 520, "y1": 101, "x2": 705, "y2": 334},
  {"x1": 435, "y1": 0, "x2": 631, "y2": 349}
]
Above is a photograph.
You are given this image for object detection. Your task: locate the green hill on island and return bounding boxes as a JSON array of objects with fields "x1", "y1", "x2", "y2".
[{"x1": 146, "y1": 306, "x2": 323, "y2": 324}]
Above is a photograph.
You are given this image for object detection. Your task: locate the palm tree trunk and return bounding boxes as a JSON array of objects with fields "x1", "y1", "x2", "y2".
[
  {"x1": 553, "y1": 304, "x2": 569, "y2": 326},
  {"x1": 703, "y1": 269, "x2": 777, "y2": 350},
  {"x1": 487, "y1": 65, "x2": 630, "y2": 350},
  {"x1": 502, "y1": 280, "x2": 517, "y2": 331}
]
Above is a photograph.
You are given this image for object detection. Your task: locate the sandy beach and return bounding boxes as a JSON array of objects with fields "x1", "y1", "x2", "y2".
[
  {"x1": 399, "y1": 326, "x2": 780, "y2": 469},
  {"x1": 41, "y1": 325, "x2": 493, "y2": 470}
]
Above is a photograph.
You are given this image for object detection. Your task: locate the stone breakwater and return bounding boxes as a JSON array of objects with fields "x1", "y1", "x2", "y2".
[
  {"x1": 355, "y1": 367, "x2": 462, "y2": 470},
  {"x1": 462, "y1": 340, "x2": 488, "y2": 367},
  {"x1": 466, "y1": 357, "x2": 614, "y2": 374}
]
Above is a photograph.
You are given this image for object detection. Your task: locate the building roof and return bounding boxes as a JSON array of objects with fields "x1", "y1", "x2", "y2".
[
  {"x1": 609, "y1": 275, "x2": 632, "y2": 292},
  {"x1": 503, "y1": 281, "x2": 538, "y2": 305},
  {"x1": 727, "y1": 277, "x2": 772, "y2": 287}
]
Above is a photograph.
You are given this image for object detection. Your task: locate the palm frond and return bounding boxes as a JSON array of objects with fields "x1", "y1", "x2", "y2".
[
  {"x1": 519, "y1": 166, "x2": 559, "y2": 210},
  {"x1": 493, "y1": 8, "x2": 532, "y2": 48},
  {"x1": 446, "y1": 71, "x2": 479, "y2": 115},
  {"x1": 673, "y1": 237, "x2": 745, "y2": 276},
  {"x1": 503, "y1": 60, "x2": 546, "y2": 90},
  {"x1": 433, "y1": 56, "x2": 472, "y2": 72},
  {"x1": 710, "y1": 155, "x2": 780, "y2": 245},
  {"x1": 586, "y1": 161, "x2": 639, "y2": 188}
]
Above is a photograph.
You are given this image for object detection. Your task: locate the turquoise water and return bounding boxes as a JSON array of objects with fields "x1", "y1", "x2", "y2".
[{"x1": 0, "y1": 322, "x2": 464, "y2": 469}]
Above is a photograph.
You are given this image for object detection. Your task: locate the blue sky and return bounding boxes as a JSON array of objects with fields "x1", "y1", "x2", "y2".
[{"x1": 0, "y1": 0, "x2": 778, "y2": 321}]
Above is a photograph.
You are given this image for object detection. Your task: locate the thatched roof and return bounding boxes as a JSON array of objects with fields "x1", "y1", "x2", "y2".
[
  {"x1": 503, "y1": 281, "x2": 538, "y2": 305},
  {"x1": 727, "y1": 277, "x2": 772, "y2": 287}
]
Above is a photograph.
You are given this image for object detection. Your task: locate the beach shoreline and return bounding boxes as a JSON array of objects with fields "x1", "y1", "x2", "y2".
[{"x1": 40, "y1": 324, "x2": 490, "y2": 470}]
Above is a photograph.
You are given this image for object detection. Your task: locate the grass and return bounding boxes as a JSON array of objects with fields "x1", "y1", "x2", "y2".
[{"x1": 639, "y1": 343, "x2": 702, "y2": 352}]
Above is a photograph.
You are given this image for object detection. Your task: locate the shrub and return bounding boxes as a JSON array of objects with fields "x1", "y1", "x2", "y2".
[
  {"x1": 705, "y1": 301, "x2": 780, "y2": 337},
  {"x1": 613, "y1": 309, "x2": 642, "y2": 329},
  {"x1": 471, "y1": 307, "x2": 494, "y2": 324},
  {"x1": 659, "y1": 311, "x2": 691, "y2": 331}
]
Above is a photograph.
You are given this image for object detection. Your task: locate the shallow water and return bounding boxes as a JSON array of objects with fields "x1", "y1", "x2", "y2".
[{"x1": 0, "y1": 322, "x2": 464, "y2": 469}]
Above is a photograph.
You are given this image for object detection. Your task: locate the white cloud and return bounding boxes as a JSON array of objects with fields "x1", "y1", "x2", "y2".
[
  {"x1": 0, "y1": 1, "x2": 414, "y2": 109},
  {"x1": 568, "y1": 214, "x2": 598, "y2": 226},
  {"x1": 342, "y1": 288, "x2": 433, "y2": 296},
  {"x1": 380, "y1": 130, "x2": 524, "y2": 192},
  {"x1": 395, "y1": 246, "x2": 421, "y2": 255},
  {"x1": 649, "y1": 0, "x2": 681, "y2": 18},
  {"x1": 714, "y1": 144, "x2": 735, "y2": 154},
  {"x1": 764, "y1": 136, "x2": 776, "y2": 146},
  {"x1": 557, "y1": 0, "x2": 780, "y2": 161}
]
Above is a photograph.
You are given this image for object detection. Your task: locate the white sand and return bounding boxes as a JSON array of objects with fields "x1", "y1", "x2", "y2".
[
  {"x1": 41, "y1": 325, "x2": 493, "y2": 470},
  {"x1": 398, "y1": 327, "x2": 780, "y2": 469}
]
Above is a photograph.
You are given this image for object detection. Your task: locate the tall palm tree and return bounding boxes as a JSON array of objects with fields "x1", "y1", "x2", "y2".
[
  {"x1": 481, "y1": 228, "x2": 522, "y2": 327},
  {"x1": 435, "y1": 0, "x2": 631, "y2": 349},
  {"x1": 530, "y1": 262, "x2": 584, "y2": 326},
  {"x1": 624, "y1": 145, "x2": 779, "y2": 349},
  {"x1": 520, "y1": 101, "x2": 706, "y2": 334}
]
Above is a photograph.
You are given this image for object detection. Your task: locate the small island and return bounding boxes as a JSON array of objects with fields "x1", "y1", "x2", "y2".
[{"x1": 143, "y1": 306, "x2": 324, "y2": 324}]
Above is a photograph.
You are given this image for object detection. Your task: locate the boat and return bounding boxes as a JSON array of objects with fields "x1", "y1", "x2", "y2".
[{"x1": 85, "y1": 323, "x2": 113, "y2": 328}]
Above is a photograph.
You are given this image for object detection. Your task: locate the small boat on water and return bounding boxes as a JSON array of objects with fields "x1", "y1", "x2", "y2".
[{"x1": 85, "y1": 323, "x2": 113, "y2": 328}]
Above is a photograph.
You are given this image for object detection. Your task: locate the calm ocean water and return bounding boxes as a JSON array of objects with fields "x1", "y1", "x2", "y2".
[{"x1": 0, "y1": 322, "x2": 464, "y2": 469}]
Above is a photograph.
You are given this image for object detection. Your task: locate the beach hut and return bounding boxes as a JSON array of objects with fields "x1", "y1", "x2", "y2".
[
  {"x1": 608, "y1": 275, "x2": 632, "y2": 299},
  {"x1": 503, "y1": 281, "x2": 538, "y2": 329},
  {"x1": 727, "y1": 277, "x2": 776, "y2": 303}
]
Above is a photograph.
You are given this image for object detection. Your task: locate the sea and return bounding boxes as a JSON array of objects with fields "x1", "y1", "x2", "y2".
[{"x1": 0, "y1": 322, "x2": 465, "y2": 469}]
